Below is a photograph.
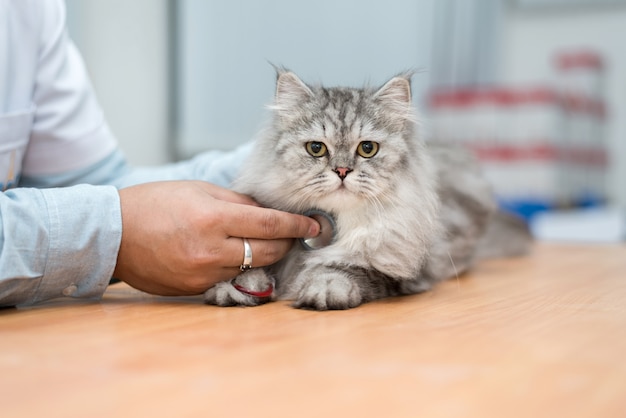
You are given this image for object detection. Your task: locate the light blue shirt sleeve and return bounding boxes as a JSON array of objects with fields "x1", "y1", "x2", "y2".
[
  {"x1": 0, "y1": 184, "x2": 121, "y2": 306},
  {"x1": 19, "y1": 142, "x2": 252, "y2": 190},
  {"x1": 112, "y1": 142, "x2": 253, "y2": 189}
]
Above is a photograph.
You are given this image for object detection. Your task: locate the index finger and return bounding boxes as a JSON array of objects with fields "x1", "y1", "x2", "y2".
[
  {"x1": 222, "y1": 203, "x2": 320, "y2": 239},
  {"x1": 193, "y1": 181, "x2": 261, "y2": 207}
]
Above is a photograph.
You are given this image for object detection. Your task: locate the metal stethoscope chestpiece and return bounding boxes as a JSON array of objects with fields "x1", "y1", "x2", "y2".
[{"x1": 299, "y1": 209, "x2": 337, "y2": 250}]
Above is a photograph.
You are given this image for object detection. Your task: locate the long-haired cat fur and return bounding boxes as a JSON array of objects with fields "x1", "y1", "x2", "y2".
[{"x1": 204, "y1": 70, "x2": 531, "y2": 310}]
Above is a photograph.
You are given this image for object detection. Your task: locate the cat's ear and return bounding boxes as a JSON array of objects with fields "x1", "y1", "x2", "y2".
[
  {"x1": 374, "y1": 75, "x2": 411, "y2": 108},
  {"x1": 373, "y1": 74, "x2": 414, "y2": 121},
  {"x1": 273, "y1": 70, "x2": 314, "y2": 112}
]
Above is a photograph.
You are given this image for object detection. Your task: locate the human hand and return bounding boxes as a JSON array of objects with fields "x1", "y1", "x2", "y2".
[{"x1": 112, "y1": 181, "x2": 320, "y2": 296}]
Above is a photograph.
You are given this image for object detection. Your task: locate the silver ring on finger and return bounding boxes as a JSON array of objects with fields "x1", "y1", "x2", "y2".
[{"x1": 240, "y1": 238, "x2": 253, "y2": 272}]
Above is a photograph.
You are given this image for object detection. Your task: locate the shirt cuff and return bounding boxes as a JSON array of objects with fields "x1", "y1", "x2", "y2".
[{"x1": 32, "y1": 184, "x2": 122, "y2": 304}]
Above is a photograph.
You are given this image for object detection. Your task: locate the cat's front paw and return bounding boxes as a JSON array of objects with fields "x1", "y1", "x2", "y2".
[
  {"x1": 292, "y1": 272, "x2": 362, "y2": 310},
  {"x1": 204, "y1": 269, "x2": 274, "y2": 307}
]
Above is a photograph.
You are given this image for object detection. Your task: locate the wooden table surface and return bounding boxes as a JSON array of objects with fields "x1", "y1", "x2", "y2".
[{"x1": 1, "y1": 243, "x2": 625, "y2": 418}]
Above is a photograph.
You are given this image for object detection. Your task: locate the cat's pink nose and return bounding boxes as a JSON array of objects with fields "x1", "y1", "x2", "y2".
[{"x1": 334, "y1": 167, "x2": 353, "y2": 180}]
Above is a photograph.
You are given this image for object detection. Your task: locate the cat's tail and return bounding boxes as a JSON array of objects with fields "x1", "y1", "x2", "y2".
[{"x1": 473, "y1": 210, "x2": 533, "y2": 260}]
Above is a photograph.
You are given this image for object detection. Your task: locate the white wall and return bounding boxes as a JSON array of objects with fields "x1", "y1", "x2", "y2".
[
  {"x1": 65, "y1": 0, "x2": 171, "y2": 166},
  {"x1": 64, "y1": 1, "x2": 625, "y2": 211},
  {"x1": 500, "y1": 5, "x2": 626, "y2": 208},
  {"x1": 176, "y1": 0, "x2": 436, "y2": 157},
  {"x1": 66, "y1": 0, "x2": 436, "y2": 163}
]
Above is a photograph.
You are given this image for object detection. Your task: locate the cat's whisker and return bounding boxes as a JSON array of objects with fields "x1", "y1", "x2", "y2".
[
  {"x1": 361, "y1": 188, "x2": 385, "y2": 219},
  {"x1": 446, "y1": 251, "x2": 461, "y2": 292},
  {"x1": 369, "y1": 188, "x2": 399, "y2": 217}
]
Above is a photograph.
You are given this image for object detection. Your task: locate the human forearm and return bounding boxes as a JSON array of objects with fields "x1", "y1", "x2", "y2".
[
  {"x1": 112, "y1": 142, "x2": 253, "y2": 189},
  {"x1": 19, "y1": 142, "x2": 253, "y2": 191}
]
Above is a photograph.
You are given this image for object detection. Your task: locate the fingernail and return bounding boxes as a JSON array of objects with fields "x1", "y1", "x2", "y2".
[{"x1": 307, "y1": 220, "x2": 321, "y2": 238}]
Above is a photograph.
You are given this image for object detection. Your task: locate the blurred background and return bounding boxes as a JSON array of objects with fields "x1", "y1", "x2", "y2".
[{"x1": 65, "y1": 0, "x2": 626, "y2": 242}]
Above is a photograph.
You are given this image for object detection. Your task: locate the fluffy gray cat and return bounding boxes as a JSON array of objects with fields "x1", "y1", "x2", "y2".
[{"x1": 204, "y1": 70, "x2": 530, "y2": 310}]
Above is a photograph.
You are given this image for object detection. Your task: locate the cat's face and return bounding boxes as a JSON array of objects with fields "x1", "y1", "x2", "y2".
[{"x1": 263, "y1": 71, "x2": 419, "y2": 213}]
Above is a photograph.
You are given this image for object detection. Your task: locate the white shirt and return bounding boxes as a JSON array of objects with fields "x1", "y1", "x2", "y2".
[{"x1": 0, "y1": 0, "x2": 117, "y2": 189}]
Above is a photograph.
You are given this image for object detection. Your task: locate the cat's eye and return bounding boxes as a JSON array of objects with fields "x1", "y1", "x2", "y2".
[
  {"x1": 306, "y1": 141, "x2": 328, "y2": 158},
  {"x1": 357, "y1": 141, "x2": 379, "y2": 158}
]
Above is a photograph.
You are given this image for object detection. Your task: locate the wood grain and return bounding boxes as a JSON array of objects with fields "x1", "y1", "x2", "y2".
[{"x1": 1, "y1": 243, "x2": 625, "y2": 417}]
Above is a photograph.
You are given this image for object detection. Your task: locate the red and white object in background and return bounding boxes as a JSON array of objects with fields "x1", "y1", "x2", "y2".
[
  {"x1": 427, "y1": 50, "x2": 608, "y2": 218},
  {"x1": 555, "y1": 49, "x2": 604, "y2": 99},
  {"x1": 428, "y1": 86, "x2": 564, "y2": 207},
  {"x1": 555, "y1": 50, "x2": 607, "y2": 205}
]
